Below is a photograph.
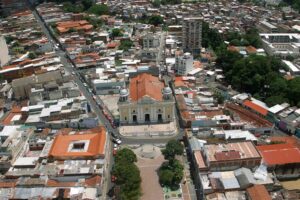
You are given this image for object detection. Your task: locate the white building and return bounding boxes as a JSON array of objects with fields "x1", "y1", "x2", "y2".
[
  {"x1": 182, "y1": 17, "x2": 203, "y2": 54},
  {"x1": 175, "y1": 52, "x2": 194, "y2": 75},
  {"x1": 260, "y1": 33, "x2": 300, "y2": 58}
]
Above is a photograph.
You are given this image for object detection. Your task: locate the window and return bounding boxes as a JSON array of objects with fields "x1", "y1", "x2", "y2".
[
  {"x1": 72, "y1": 142, "x2": 85, "y2": 150},
  {"x1": 125, "y1": 117, "x2": 127, "y2": 121},
  {"x1": 168, "y1": 115, "x2": 170, "y2": 119}
]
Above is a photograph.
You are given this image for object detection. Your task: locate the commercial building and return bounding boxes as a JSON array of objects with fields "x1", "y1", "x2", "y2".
[
  {"x1": 258, "y1": 21, "x2": 278, "y2": 33},
  {"x1": 182, "y1": 17, "x2": 202, "y2": 54},
  {"x1": 257, "y1": 143, "x2": 300, "y2": 177},
  {"x1": 260, "y1": 33, "x2": 300, "y2": 58},
  {"x1": 246, "y1": 185, "x2": 272, "y2": 200},
  {"x1": 203, "y1": 141, "x2": 262, "y2": 171},
  {"x1": 48, "y1": 127, "x2": 107, "y2": 160},
  {"x1": 118, "y1": 73, "x2": 175, "y2": 124},
  {"x1": 56, "y1": 20, "x2": 93, "y2": 34}
]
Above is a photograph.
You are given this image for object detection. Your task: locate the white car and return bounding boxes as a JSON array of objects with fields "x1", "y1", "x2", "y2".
[
  {"x1": 113, "y1": 138, "x2": 122, "y2": 145},
  {"x1": 116, "y1": 139, "x2": 122, "y2": 145},
  {"x1": 83, "y1": 83, "x2": 88, "y2": 87}
]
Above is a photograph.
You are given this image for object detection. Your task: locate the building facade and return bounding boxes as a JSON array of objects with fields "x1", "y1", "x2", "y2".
[
  {"x1": 140, "y1": 33, "x2": 160, "y2": 62},
  {"x1": 182, "y1": 17, "x2": 203, "y2": 54},
  {"x1": 118, "y1": 73, "x2": 175, "y2": 125},
  {"x1": 175, "y1": 52, "x2": 194, "y2": 75}
]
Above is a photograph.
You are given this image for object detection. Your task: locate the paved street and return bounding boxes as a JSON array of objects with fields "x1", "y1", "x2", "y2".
[{"x1": 30, "y1": 8, "x2": 115, "y2": 199}]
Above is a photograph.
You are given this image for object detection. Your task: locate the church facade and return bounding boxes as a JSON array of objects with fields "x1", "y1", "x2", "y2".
[{"x1": 118, "y1": 73, "x2": 175, "y2": 125}]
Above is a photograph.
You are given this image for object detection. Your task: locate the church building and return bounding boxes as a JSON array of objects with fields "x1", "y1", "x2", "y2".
[{"x1": 118, "y1": 73, "x2": 175, "y2": 125}]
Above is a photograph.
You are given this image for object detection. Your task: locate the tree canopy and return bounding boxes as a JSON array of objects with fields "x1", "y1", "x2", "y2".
[
  {"x1": 158, "y1": 159, "x2": 184, "y2": 190},
  {"x1": 111, "y1": 28, "x2": 123, "y2": 38},
  {"x1": 162, "y1": 140, "x2": 184, "y2": 161},
  {"x1": 60, "y1": 0, "x2": 109, "y2": 15},
  {"x1": 119, "y1": 40, "x2": 133, "y2": 51},
  {"x1": 158, "y1": 140, "x2": 184, "y2": 190},
  {"x1": 148, "y1": 15, "x2": 164, "y2": 26},
  {"x1": 115, "y1": 148, "x2": 137, "y2": 164},
  {"x1": 112, "y1": 148, "x2": 141, "y2": 200},
  {"x1": 88, "y1": 4, "x2": 109, "y2": 15},
  {"x1": 282, "y1": 0, "x2": 300, "y2": 13},
  {"x1": 216, "y1": 46, "x2": 300, "y2": 107},
  {"x1": 28, "y1": 52, "x2": 37, "y2": 59}
]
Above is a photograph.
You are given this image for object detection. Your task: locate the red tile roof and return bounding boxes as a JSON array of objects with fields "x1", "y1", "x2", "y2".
[
  {"x1": 247, "y1": 185, "x2": 271, "y2": 200},
  {"x1": 0, "y1": 179, "x2": 17, "y2": 188},
  {"x1": 106, "y1": 42, "x2": 118, "y2": 48},
  {"x1": 56, "y1": 20, "x2": 93, "y2": 33},
  {"x1": 257, "y1": 143, "x2": 300, "y2": 166},
  {"x1": 246, "y1": 45, "x2": 257, "y2": 54},
  {"x1": 48, "y1": 127, "x2": 106, "y2": 160},
  {"x1": 1, "y1": 105, "x2": 23, "y2": 125},
  {"x1": 129, "y1": 73, "x2": 164, "y2": 101},
  {"x1": 269, "y1": 136, "x2": 300, "y2": 147},
  {"x1": 214, "y1": 150, "x2": 241, "y2": 161},
  {"x1": 194, "y1": 151, "x2": 207, "y2": 170},
  {"x1": 47, "y1": 179, "x2": 76, "y2": 187},
  {"x1": 243, "y1": 100, "x2": 268, "y2": 116},
  {"x1": 227, "y1": 45, "x2": 239, "y2": 52}
]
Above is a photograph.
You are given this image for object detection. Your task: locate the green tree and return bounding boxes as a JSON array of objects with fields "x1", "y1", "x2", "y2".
[
  {"x1": 28, "y1": 52, "x2": 37, "y2": 59},
  {"x1": 229, "y1": 39, "x2": 241, "y2": 46},
  {"x1": 158, "y1": 169, "x2": 173, "y2": 186},
  {"x1": 88, "y1": 4, "x2": 109, "y2": 15},
  {"x1": 243, "y1": 28, "x2": 262, "y2": 48},
  {"x1": 119, "y1": 40, "x2": 133, "y2": 51},
  {"x1": 81, "y1": 0, "x2": 93, "y2": 10},
  {"x1": 265, "y1": 95, "x2": 288, "y2": 107},
  {"x1": 148, "y1": 15, "x2": 164, "y2": 26},
  {"x1": 287, "y1": 77, "x2": 300, "y2": 106},
  {"x1": 202, "y1": 22, "x2": 223, "y2": 50},
  {"x1": 84, "y1": 16, "x2": 103, "y2": 28},
  {"x1": 115, "y1": 148, "x2": 137, "y2": 164},
  {"x1": 152, "y1": 0, "x2": 161, "y2": 7},
  {"x1": 161, "y1": 0, "x2": 181, "y2": 5},
  {"x1": 111, "y1": 28, "x2": 123, "y2": 38},
  {"x1": 162, "y1": 140, "x2": 183, "y2": 161},
  {"x1": 214, "y1": 93, "x2": 225, "y2": 104},
  {"x1": 4, "y1": 36, "x2": 15, "y2": 44},
  {"x1": 67, "y1": 27, "x2": 77, "y2": 33},
  {"x1": 113, "y1": 148, "x2": 141, "y2": 200},
  {"x1": 62, "y1": 2, "x2": 84, "y2": 13},
  {"x1": 158, "y1": 159, "x2": 184, "y2": 190}
]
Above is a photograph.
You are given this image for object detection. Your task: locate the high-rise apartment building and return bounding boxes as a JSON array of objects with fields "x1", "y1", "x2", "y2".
[{"x1": 182, "y1": 17, "x2": 203, "y2": 54}]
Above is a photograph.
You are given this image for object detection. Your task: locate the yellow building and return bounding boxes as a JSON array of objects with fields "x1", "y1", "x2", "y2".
[{"x1": 118, "y1": 73, "x2": 175, "y2": 125}]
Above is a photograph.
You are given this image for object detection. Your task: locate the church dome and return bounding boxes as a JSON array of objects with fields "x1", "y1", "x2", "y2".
[
  {"x1": 162, "y1": 87, "x2": 172, "y2": 95},
  {"x1": 120, "y1": 88, "x2": 129, "y2": 97}
]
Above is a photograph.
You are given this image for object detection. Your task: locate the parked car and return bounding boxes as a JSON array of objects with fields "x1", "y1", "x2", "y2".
[{"x1": 112, "y1": 138, "x2": 122, "y2": 145}]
